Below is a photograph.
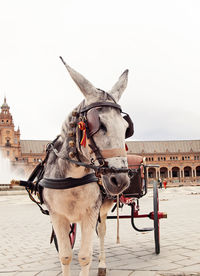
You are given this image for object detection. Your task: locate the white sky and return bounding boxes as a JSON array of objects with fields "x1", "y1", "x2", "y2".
[{"x1": 0, "y1": 0, "x2": 200, "y2": 141}]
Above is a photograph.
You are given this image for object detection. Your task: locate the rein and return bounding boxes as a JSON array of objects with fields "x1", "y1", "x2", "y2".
[{"x1": 51, "y1": 145, "x2": 136, "y2": 177}]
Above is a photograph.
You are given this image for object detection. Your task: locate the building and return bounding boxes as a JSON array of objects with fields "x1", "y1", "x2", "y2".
[
  {"x1": 126, "y1": 141, "x2": 200, "y2": 185},
  {"x1": 0, "y1": 98, "x2": 200, "y2": 185},
  {"x1": 0, "y1": 98, "x2": 48, "y2": 177}
]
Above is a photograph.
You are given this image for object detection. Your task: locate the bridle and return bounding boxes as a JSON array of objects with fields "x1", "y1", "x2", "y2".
[
  {"x1": 50, "y1": 97, "x2": 135, "y2": 177},
  {"x1": 11, "y1": 95, "x2": 136, "y2": 216}
]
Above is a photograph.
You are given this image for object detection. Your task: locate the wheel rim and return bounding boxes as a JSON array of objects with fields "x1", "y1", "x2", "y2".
[{"x1": 153, "y1": 180, "x2": 160, "y2": 254}]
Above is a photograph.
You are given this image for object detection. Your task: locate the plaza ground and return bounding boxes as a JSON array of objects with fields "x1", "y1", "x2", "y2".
[{"x1": 0, "y1": 186, "x2": 200, "y2": 276}]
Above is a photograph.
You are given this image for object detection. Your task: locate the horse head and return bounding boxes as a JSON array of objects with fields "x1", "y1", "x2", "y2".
[{"x1": 62, "y1": 59, "x2": 133, "y2": 196}]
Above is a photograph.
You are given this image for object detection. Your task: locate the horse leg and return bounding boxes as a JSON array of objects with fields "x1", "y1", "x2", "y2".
[
  {"x1": 78, "y1": 218, "x2": 96, "y2": 276},
  {"x1": 97, "y1": 199, "x2": 114, "y2": 276},
  {"x1": 97, "y1": 214, "x2": 107, "y2": 276},
  {"x1": 51, "y1": 214, "x2": 72, "y2": 276}
]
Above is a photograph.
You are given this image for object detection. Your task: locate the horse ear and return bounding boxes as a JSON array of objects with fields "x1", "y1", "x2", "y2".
[
  {"x1": 109, "y1": 69, "x2": 129, "y2": 102},
  {"x1": 60, "y1": 58, "x2": 97, "y2": 99}
]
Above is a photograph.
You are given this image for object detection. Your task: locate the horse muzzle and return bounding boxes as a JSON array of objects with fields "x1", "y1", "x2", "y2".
[{"x1": 102, "y1": 173, "x2": 130, "y2": 196}]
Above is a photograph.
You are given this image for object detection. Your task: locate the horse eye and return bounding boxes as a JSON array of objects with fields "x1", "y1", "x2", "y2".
[{"x1": 100, "y1": 122, "x2": 107, "y2": 132}]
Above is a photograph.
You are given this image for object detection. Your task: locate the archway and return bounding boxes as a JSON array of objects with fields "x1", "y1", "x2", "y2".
[
  {"x1": 172, "y1": 167, "x2": 180, "y2": 178},
  {"x1": 196, "y1": 166, "x2": 200, "y2": 177},
  {"x1": 160, "y1": 167, "x2": 168, "y2": 179},
  {"x1": 184, "y1": 166, "x2": 192, "y2": 177},
  {"x1": 148, "y1": 167, "x2": 156, "y2": 179}
]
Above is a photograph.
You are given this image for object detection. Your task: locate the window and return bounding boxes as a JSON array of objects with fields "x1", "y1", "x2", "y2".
[
  {"x1": 158, "y1": 157, "x2": 160, "y2": 161},
  {"x1": 182, "y1": 156, "x2": 184, "y2": 160},
  {"x1": 164, "y1": 157, "x2": 166, "y2": 161},
  {"x1": 185, "y1": 171, "x2": 190, "y2": 177},
  {"x1": 172, "y1": 171, "x2": 178, "y2": 177},
  {"x1": 148, "y1": 172, "x2": 153, "y2": 178}
]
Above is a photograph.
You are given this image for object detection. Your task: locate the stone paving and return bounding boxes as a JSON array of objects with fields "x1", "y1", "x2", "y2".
[{"x1": 0, "y1": 186, "x2": 200, "y2": 275}]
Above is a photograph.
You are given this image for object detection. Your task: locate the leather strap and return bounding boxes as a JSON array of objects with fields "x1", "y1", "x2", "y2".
[
  {"x1": 80, "y1": 102, "x2": 122, "y2": 113},
  {"x1": 39, "y1": 173, "x2": 98, "y2": 189},
  {"x1": 101, "y1": 148, "x2": 127, "y2": 159}
]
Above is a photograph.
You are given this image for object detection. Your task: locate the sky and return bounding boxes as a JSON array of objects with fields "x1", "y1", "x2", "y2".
[{"x1": 0, "y1": 0, "x2": 200, "y2": 141}]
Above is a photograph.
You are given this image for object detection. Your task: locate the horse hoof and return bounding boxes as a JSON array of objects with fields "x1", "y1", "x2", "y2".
[{"x1": 98, "y1": 268, "x2": 106, "y2": 276}]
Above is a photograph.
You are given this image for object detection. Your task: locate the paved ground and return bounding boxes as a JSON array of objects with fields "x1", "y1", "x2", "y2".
[{"x1": 0, "y1": 186, "x2": 200, "y2": 276}]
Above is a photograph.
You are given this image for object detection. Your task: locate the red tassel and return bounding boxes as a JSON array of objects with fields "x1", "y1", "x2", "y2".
[
  {"x1": 125, "y1": 144, "x2": 128, "y2": 151},
  {"x1": 78, "y1": 121, "x2": 87, "y2": 147}
]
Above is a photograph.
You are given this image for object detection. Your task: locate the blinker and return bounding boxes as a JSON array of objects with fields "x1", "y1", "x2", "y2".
[
  {"x1": 86, "y1": 109, "x2": 101, "y2": 136},
  {"x1": 86, "y1": 108, "x2": 134, "y2": 139},
  {"x1": 123, "y1": 113, "x2": 134, "y2": 138}
]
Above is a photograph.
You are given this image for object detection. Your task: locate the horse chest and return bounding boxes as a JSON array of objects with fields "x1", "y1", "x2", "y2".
[{"x1": 43, "y1": 183, "x2": 101, "y2": 222}]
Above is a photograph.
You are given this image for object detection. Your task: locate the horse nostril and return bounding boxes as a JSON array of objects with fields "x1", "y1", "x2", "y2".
[{"x1": 110, "y1": 176, "x2": 118, "y2": 186}]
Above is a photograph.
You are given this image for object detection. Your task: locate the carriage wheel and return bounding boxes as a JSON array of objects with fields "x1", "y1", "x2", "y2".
[
  {"x1": 53, "y1": 223, "x2": 77, "y2": 252},
  {"x1": 153, "y1": 180, "x2": 160, "y2": 254}
]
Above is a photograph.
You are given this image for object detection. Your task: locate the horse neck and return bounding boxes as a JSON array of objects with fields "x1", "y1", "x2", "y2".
[
  {"x1": 45, "y1": 92, "x2": 110, "y2": 179},
  {"x1": 48, "y1": 101, "x2": 90, "y2": 178}
]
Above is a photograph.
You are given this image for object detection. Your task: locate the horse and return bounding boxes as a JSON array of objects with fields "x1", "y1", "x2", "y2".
[{"x1": 42, "y1": 59, "x2": 133, "y2": 276}]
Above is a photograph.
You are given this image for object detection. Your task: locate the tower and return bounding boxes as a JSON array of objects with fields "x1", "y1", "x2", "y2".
[{"x1": 0, "y1": 97, "x2": 21, "y2": 160}]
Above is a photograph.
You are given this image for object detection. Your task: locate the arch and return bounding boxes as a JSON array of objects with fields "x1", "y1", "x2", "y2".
[
  {"x1": 184, "y1": 166, "x2": 192, "y2": 177},
  {"x1": 160, "y1": 167, "x2": 168, "y2": 179},
  {"x1": 148, "y1": 167, "x2": 156, "y2": 179},
  {"x1": 172, "y1": 167, "x2": 180, "y2": 178},
  {"x1": 196, "y1": 166, "x2": 200, "y2": 177}
]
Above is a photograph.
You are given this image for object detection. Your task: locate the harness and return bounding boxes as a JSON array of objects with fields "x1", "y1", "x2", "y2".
[{"x1": 12, "y1": 97, "x2": 137, "y2": 215}]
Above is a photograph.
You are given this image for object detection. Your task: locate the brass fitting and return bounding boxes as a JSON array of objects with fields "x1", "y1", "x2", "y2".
[
  {"x1": 69, "y1": 140, "x2": 75, "y2": 147},
  {"x1": 10, "y1": 179, "x2": 20, "y2": 187},
  {"x1": 98, "y1": 178, "x2": 102, "y2": 185},
  {"x1": 69, "y1": 122, "x2": 76, "y2": 128},
  {"x1": 84, "y1": 167, "x2": 90, "y2": 173},
  {"x1": 68, "y1": 131, "x2": 75, "y2": 137},
  {"x1": 162, "y1": 212, "x2": 168, "y2": 219},
  {"x1": 69, "y1": 151, "x2": 76, "y2": 158}
]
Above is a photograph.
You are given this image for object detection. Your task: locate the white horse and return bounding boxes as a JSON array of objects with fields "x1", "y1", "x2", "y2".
[{"x1": 42, "y1": 61, "x2": 131, "y2": 276}]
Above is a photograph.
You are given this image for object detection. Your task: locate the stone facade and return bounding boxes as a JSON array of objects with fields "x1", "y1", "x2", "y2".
[
  {"x1": 126, "y1": 141, "x2": 200, "y2": 186},
  {"x1": 0, "y1": 98, "x2": 200, "y2": 185},
  {"x1": 0, "y1": 98, "x2": 47, "y2": 177}
]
